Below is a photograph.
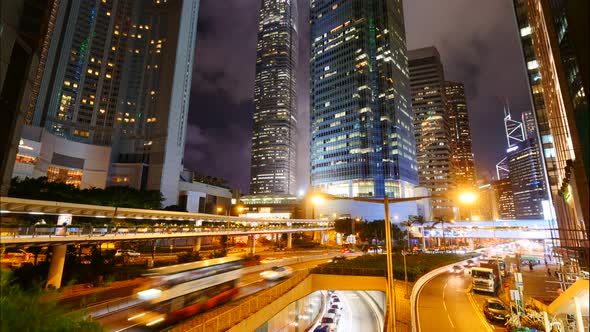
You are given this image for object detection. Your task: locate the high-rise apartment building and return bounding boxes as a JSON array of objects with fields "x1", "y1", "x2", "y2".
[
  {"x1": 11, "y1": 0, "x2": 200, "y2": 206},
  {"x1": 513, "y1": 0, "x2": 588, "y2": 270},
  {"x1": 249, "y1": 0, "x2": 298, "y2": 195},
  {"x1": 408, "y1": 47, "x2": 453, "y2": 217},
  {"x1": 445, "y1": 81, "x2": 476, "y2": 189},
  {"x1": 309, "y1": 0, "x2": 418, "y2": 198}
]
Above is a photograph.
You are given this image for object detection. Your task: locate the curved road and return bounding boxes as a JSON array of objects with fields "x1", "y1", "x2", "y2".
[
  {"x1": 337, "y1": 291, "x2": 382, "y2": 332},
  {"x1": 417, "y1": 270, "x2": 508, "y2": 332}
]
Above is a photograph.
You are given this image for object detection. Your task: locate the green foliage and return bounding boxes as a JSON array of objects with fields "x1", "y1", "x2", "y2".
[
  {"x1": 0, "y1": 270, "x2": 103, "y2": 331},
  {"x1": 313, "y1": 253, "x2": 476, "y2": 282},
  {"x1": 177, "y1": 251, "x2": 203, "y2": 263},
  {"x1": 9, "y1": 177, "x2": 163, "y2": 209},
  {"x1": 334, "y1": 218, "x2": 353, "y2": 234}
]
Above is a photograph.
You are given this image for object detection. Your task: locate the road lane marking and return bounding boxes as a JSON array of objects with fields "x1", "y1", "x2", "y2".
[
  {"x1": 442, "y1": 281, "x2": 456, "y2": 329},
  {"x1": 466, "y1": 291, "x2": 494, "y2": 332}
]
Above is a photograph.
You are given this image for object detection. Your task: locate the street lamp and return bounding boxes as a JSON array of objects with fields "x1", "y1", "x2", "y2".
[
  {"x1": 310, "y1": 195, "x2": 324, "y2": 219},
  {"x1": 309, "y1": 193, "x2": 433, "y2": 331}
]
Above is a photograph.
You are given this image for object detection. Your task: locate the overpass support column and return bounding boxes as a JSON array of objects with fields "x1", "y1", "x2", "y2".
[
  {"x1": 574, "y1": 296, "x2": 584, "y2": 332},
  {"x1": 287, "y1": 233, "x2": 292, "y2": 249},
  {"x1": 192, "y1": 237, "x2": 201, "y2": 252},
  {"x1": 249, "y1": 235, "x2": 256, "y2": 254},
  {"x1": 313, "y1": 231, "x2": 320, "y2": 243},
  {"x1": 46, "y1": 245, "x2": 67, "y2": 289},
  {"x1": 468, "y1": 237, "x2": 474, "y2": 251},
  {"x1": 320, "y1": 231, "x2": 326, "y2": 245}
]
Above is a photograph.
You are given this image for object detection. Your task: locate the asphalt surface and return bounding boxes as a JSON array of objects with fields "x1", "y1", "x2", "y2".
[
  {"x1": 417, "y1": 270, "x2": 508, "y2": 332},
  {"x1": 97, "y1": 255, "x2": 342, "y2": 331},
  {"x1": 336, "y1": 291, "x2": 381, "y2": 332}
]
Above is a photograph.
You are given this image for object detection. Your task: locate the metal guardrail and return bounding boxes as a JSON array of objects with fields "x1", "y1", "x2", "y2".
[{"x1": 0, "y1": 226, "x2": 333, "y2": 244}]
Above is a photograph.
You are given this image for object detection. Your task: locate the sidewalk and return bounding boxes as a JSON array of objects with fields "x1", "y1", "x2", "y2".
[{"x1": 499, "y1": 263, "x2": 561, "y2": 305}]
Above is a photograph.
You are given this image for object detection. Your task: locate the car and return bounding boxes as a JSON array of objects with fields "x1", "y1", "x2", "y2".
[
  {"x1": 321, "y1": 314, "x2": 337, "y2": 331},
  {"x1": 331, "y1": 297, "x2": 340, "y2": 303},
  {"x1": 367, "y1": 246, "x2": 383, "y2": 254},
  {"x1": 483, "y1": 299, "x2": 510, "y2": 323},
  {"x1": 450, "y1": 265, "x2": 464, "y2": 274},
  {"x1": 260, "y1": 266, "x2": 293, "y2": 281},
  {"x1": 328, "y1": 255, "x2": 346, "y2": 263},
  {"x1": 313, "y1": 326, "x2": 329, "y2": 332},
  {"x1": 331, "y1": 304, "x2": 341, "y2": 310},
  {"x1": 114, "y1": 249, "x2": 140, "y2": 257},
  {"x1": 327, "y1": 308, "x2": 337, "y2": 314},
  {"x1": 465, "y1": 259, "x2": 476, "y2": 267}
]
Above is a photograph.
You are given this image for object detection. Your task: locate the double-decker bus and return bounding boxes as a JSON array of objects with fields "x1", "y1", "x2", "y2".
[{"x1": 128, "y1": 256, "x2": 245, "y2": 327}]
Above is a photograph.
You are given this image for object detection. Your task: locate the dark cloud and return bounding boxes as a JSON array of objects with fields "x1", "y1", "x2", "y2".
[
  {"x1": 404, "y1": 0, "x2": 532, "y2": 180},
  {"x1": 187, "y1": 0, "x2": 532, "y2": 192}
]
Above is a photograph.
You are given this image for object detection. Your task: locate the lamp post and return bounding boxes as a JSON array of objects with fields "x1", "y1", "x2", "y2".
[{"x1": 309, "y1": 190, "x2": 478, "y2": 331}]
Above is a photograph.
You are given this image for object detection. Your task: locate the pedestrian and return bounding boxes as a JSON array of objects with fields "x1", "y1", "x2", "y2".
[
  {"x1": 547, "y1": 267, "x2": 551, "y2": 277},
  {"x1": 544, "y1": 259, "x2": 548, "y2": 266},
  {"x1": 528, "y1": 260, "x2": 533, "y2": 271}
]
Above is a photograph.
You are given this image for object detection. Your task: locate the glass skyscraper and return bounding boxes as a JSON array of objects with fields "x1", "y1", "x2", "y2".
[
  {"x1": 408, "y1": 47, "x2": 453, "y2": 216},
  {"x1": 250, "y1": 0, "x2": 298, "y2": 195},
  {"x1": 445, "y1": 81, "x2": 476, "y2": 189},
  {"x1": 309, "y1": 0, "x2": 417, "y2": 198}
]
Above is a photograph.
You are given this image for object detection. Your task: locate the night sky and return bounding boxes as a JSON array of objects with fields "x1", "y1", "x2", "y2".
[{"x1": 185, "y1": 0, "x2": 532, "y2": 193}]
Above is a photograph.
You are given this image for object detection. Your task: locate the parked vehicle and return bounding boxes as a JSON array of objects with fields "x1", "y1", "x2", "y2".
[
  {"x1": 471, "y1": 265, "x2": 501, "y2": 294},
  {"x1": 483, "y1": 299, "x2": 509, "y2": 323},
  {"x1": 115, "y1": 249, "x2": 141, "y2": 257}
]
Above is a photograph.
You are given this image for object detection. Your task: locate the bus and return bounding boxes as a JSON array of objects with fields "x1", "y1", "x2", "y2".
[{"x1": 127, "y1": 256, "x2": 245, "y2": 327}]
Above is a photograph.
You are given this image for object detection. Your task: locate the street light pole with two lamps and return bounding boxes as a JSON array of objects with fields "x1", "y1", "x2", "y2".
[{"x1": 309, "y1": 190, "x2": 479, "y2": 331}]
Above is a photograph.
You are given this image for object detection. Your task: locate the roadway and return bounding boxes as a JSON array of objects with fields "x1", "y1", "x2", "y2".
[
  {"x1": 96, "y1": 255, "x2": 350, "y2": 331},
  {"x1": 417, "y1": 269, "x2": 507, "y2": 332},
  {"x1": 336, "y1": 291, "x2": 382, "y2": 332}
]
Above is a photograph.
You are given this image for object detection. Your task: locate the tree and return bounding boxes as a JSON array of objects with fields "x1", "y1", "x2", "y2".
[
  {"x1": 9, "y1": 177, "x2": 163, "y2": 209},
  {"x1": 334, "y1": 218, "x2": 353, "y2": 235},
  {"x1": 0, "y1": 271, "x2": 103, "y2": 331},
  {"x1": 401, "y1": 215, "x2": 426, "y2": 250}
]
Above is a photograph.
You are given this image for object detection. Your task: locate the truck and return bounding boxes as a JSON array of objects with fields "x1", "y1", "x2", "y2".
[{"x1": 471, "y1": 263, "x2": 501, "y2": 294}]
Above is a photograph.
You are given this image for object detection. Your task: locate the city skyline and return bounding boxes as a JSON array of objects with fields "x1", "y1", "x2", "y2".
[{"x1": 187, "y1": 0, "x2": 533, "y2": 193}]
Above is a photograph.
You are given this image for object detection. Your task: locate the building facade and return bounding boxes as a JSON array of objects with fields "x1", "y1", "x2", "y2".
[
  {"x1": 250, "y1": 0, "x2": 298, "y2": 195},
  {"x1": 445, "y1": 81, "x2": 476, "y2": 189},
  {"x1": 0, "y1": 0, "x2": 51, "y2": 195},
  {"x1": 309, "y1": 0, "x2": 418, "y2": 199},
  {"x1": 408, "y1": 47, "x2": 453, "y2": 217},
  {"x1": 10, "y1": 0, "x2": 200, "y2": 206},
  {"x1": 493, "y1": 178, "x2": 516, "y2": 220},
  {"x1": 508, "y1": 137, "x2": 549, "y2": 219},
  {"x1": 513, "y1": 0, "x2": 589, "y2": 270}
]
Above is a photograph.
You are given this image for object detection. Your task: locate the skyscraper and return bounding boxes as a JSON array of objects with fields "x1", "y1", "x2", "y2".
[
  {"x1": 508, "y1": 137, "x2": 548, "y2": 219},
  {"x1": 445, "y1": 81, "x2": 476, "y2": 189},
  {"x1": 11, "y1": 0, "x2": 200, "y2": 206},
  {"x1": 309, "y1": 0, "x2": 418, "y2": 198},
  {"x1": 249, "y1": 0, "x2": 298, "y2": 195},
  {"x1": 513, "y1": 0, "x2": 589, "y2": 270},
  {"x1": 493, "y1": 178, "x2": 516, "y2": 220},
  {"x1": 408, "y1": 47, "x2": 453, "y2": 217}
]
